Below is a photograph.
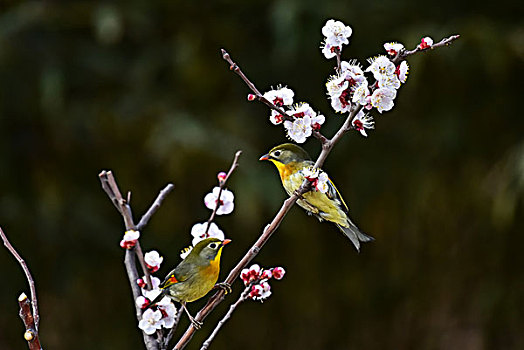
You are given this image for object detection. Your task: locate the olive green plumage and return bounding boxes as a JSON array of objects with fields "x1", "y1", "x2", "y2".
[
  {"x1": 152, "y1": 237, "x2": 231, "y2": 328},
  {"x1": 260, "y1": 143, "x2": 374, "y2": 251}
]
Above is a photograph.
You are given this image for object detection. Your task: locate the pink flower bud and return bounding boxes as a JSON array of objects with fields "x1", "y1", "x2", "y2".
[
  {"x1": 272, "y1": 267, "x2": 286, "y2": 280},
  {"x1": 146, "y1": 264, "x2": 160, "y2": 273},
  {"x1": 120, "y1": 239, "x2": 137, "y2": 249},
  {"x1": 247, "y1": 94, "x2": 256, "y2": 101},
  {"x1": 137, "y1": 278, "x2": 147, "y2": 288},
  {"x1": 240, "y1": 268, "x2": 251, "y2": 285},
  {"x1": 248, "y1": 285, "x2": 262, "y2": 299},
  {"x1": 418, "y1": 37, "x2": 433, "y2": 50},
  {"x1": 217, "y1": 172, "x2": 227, "y2": 182},
  {"x1": 260, "y1": 269, "x2": 273, "y2": 280}
]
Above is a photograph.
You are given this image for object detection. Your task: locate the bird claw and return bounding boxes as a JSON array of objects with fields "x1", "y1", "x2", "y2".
[
  {"x1": 214, "y1": 282, "x2": 232, "y2": 294},
  {"x1": 293, "y1": 190, "x2": 305, "y2": 199},
  {"x1": 189, "y1": 316, "x2": 203, "y2": 329}
]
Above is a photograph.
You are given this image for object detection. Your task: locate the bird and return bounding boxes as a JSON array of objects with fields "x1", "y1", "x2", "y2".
[
  {"x1": 153, "y1": 237, "x2": 231, "y2": 328},
  {"x1": 259, "y1": 143, "x2": 373, "y2": 251}
]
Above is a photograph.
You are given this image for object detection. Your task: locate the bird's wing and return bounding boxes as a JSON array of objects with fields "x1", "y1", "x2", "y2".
[
  {"x1": 160, "y1": 261, "x2": 196, "y2": 289},
  {"x1": 326, "y1": 178, "x2": 349, "y2": 213}
]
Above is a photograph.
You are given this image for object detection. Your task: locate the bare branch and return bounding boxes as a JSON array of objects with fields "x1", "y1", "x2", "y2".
[
  {"x1": 0, "y1": 226, "x2": 40, "y2": 334},
  {"x1": 18, "y1": 293, "x2": 42, "y2": 350},
  {"x1": 137, "y1": 184, "x2": 175, "y2": 231},
  {"x1": 200, "y1": 286, "x2": 251, "y2": 350}
]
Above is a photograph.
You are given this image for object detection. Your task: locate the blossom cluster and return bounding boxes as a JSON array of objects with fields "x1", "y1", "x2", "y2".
[
  {"x1": 181, "y1": 174, "x2": 235, "y2": 259},
  {"x1": 240, "y1": 264, "x2": 286, "y2": 302},
  {"x1": 263, "y1": 86, "x2": 325, "y2": 144},
  {"x1": 255, "y1": 20, "x2": 433, "y2": 142},
  {"x1": 302, "y1": 167, "x2": 330, "y2": 193},
  {"x1": 321, "y1": 19, "x2": 352, "y2": 59},
  {"x1": 138, "y1": 296, "x2": 177, "y2": 335},
  {"x1": 133, "y1": 252, "x2": 179, "y2": 335}
]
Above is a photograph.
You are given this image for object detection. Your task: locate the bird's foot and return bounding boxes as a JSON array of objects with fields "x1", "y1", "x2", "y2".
[
  {"x1": 189, "y1": 316, "x2": 203, "y2": 329},
  {"x1": 214, "y1": 282, "x2": 232, "y2": 294},
  {"x1": 293, "y1": 189, "x2": 305, "y2": 199}
]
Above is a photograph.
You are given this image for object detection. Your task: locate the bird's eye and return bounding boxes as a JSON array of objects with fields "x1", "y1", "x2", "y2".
[
  {"x1": 209, "y1": 243, "x2": 218, "y2": 250},
  {"x1": 273, "y1": 150, "x2": 281, "y2": 157}
]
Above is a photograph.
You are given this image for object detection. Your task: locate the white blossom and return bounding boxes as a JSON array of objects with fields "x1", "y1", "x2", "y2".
[
  {"x1": 120, "y1": 230, "x2": 140, "y2": 249},
  {"x1": 190, "y1": 222, "x2": 225, "y2": 246},
  {"x1": 204, "y1": 187, "x2": 234, "y2": 215},
  {"x1": 352, "y1": 81, "x2": 370, "y2": 105},
  {"x1": 144, "y1": 251, "x2": 163, "y2": 271},
  {"x1": 140, "y1": 276, "x2": 161, "y2": 296},
  {"x1": 352, "y1": 110, "x2": 375, "y2": 137},
  {"x1": 135, "y1": 296, "x2": 149, "y2": 309},
  {"x1": 384, "y1": 42, "x2": 404, "y2": 56},
  {"x1": 340, "y1": 61, "x2": 366, "y2": 85},
  {"x1": 371, "y1": 87, "x2": 397, "y2": 113},
  {"x1": 270, "y1": 110, "x2": 284, "y2": 125},
  {"x1": 398, "y1": 61, "x2": 409, "y2": 83},
  {"x1": 157, "y1": 297, "x2": 177, "y2": 328},
  {"x1": 249, "y1": 281, "x2": 272, "y2": 301},
  {"x1": 143, "y1": 287, "x2": 162, "y2": 302},
  {"x1": 302, "y1": 167, "x2": 320, "y2": 180},
  {"x1": 263, "y1": 86, "x2": 294, "y2": 107},
  {"x1": 330, "y1": 92, "x2": 352, "y2": 113},
  {"x1": 315, "y1": 172, "x2": 329, "y2": 193},
  {"x1": 366, "y1": 55, "x2": 396, "y2": 81},
  {"x1": 310, "y1": 113, "x2": 325, "y2": 131},
  {"x1": 138, "y1": 309, "x2": 163, "y2": 335},
  {"x1": 289, "y1": 102, "x2": 317, "y2": 119},
  {"x1": 418, "y1": 36, "x2": 434, "y2": 49},
  {"x1": 377, "y1": 74, "x2": 401, "y2": 90},
  {"x1": 322, "y1": 19, "x2": 352, "y2": 46},
  {"x1": 326, "y1": 75, "x2": 348, "y2": 99},
  {"x1": 284, "y1": 116, "x2": 312, "y2": 143},
  {"x1": 321, "y1": 41, "x2": 339, "y2": 59}
]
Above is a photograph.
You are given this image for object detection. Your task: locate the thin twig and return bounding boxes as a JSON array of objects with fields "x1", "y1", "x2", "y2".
[
  {"x1": 200, "y1": 286, "x2": 251, "y2": 350},
  {"x1": 18, "y1": 293, "x2": 42, "y2": 350},
  {"x1": 204, "y1": 151, "x2": 242, "y2": 234},
  {"x1": 393, "y1": 34, "x2": 460, "y2": 64},
  {"x1": 137, "y1": 184, "x2": 175, "y2": 231},
  {"x1": 0, "y1": 226, "x2": 40, "y2": 333}
]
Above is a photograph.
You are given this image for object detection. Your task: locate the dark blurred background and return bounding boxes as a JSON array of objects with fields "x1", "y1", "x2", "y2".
[{"x1": 0, "y1": 1, "x2": 523, "y2": 349}]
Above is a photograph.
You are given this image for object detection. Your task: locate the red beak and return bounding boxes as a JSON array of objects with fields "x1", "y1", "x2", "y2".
[
  {"x1": 222, "y1": 239, "x2": 232, "y2": 246},
  {"x1": 259, "y1": 154, "x2": 269, "y2": 161}
]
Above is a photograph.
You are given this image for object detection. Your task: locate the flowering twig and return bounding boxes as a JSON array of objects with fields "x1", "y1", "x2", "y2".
[
  {"x1": 173, "y1": 32, "x2": 459, "y2": 349},
  {"x1": 393, "y1": 34, "x2": 460, "y2": 64},
  {"x1": 204, "y1": 150, "x2": 242, "y2": 235},
  {"x1": 199, "y1": 285, "x2": 251, "y2": 350},
  {"x1": 221, "y1": 49, "x2": 297, "y2": 124},
  {"x1": 99, "y1": 170, "x2": 174, "y2": 350},
  {"x1": 1, "y1": 226, "x2": 42, "y2": 349}
]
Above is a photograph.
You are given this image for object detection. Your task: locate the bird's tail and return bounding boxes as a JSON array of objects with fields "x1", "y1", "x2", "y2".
[{"x1": 337, "y1": 219, "x2": 374, "y2": 252}]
